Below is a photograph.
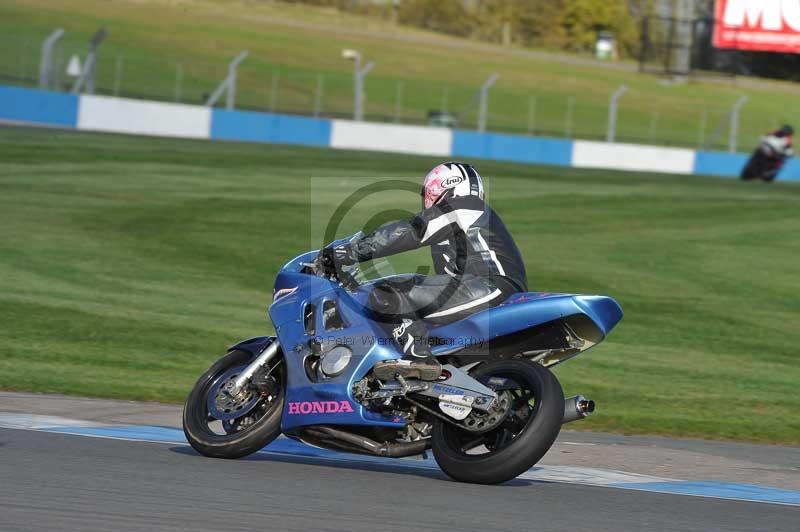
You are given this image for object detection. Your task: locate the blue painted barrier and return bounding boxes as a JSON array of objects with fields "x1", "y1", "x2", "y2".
[
  {"x1": 211, "y1": 109, "x2": 331, "y2": 147},
  {"x1": 452, "y1": 130, "x2": 573, "y2": 167},
  {"x1": 778, "y1": 158, "x2": 800, "y2": 181},
  {"x1": 693, "y1": 151, "x2": 748, "y2": 178},
  {"x1": 0, "y1": 85, "x2": 797, "y2": 182},
  {"x1": 0, "y1": 86, "x2": 78, "y2": 127},
  {"x1": 694, "y1": 150, "x2": 800, "y2": 181}
]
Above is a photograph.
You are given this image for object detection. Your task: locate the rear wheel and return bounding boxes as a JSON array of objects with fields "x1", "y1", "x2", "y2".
[
  {"x1": 183, "y1": 347, "x2": 284, "y2": 459},
  {"x1": 431, "y1": 359, "x2": 563, "y2": 484}
]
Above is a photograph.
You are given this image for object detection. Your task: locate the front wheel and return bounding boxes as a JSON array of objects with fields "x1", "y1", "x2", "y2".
[
  {"x1": 183, "y1": 347, "x2": 284, "y2": 459},
  {"x1": 431, "y1": 359, "x2": 564, "y2": 484}
]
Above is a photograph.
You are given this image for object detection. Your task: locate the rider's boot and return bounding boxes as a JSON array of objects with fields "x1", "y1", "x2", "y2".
[{"x1": 373, "y1": 319, "x2": 442, "y2": 381}]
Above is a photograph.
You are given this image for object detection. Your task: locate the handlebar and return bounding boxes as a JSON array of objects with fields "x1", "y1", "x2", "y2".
[
  {"x1": 309, "y1": 233, "x2": 364, "y2": 291},
  {"x1": 308, "y1": 253, "x2": 361, "y2": 291}
]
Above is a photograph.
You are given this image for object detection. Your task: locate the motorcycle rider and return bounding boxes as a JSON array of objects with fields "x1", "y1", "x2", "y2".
[
  {"x1": 322, "y1": 162, "x2": 527, "y2": 381},
  {"x1": 764, "y1": 124, "x2": 794, "y2": 157},
  {"x1": 742, "y1": 124, "x2": 793, "y2": 181}
]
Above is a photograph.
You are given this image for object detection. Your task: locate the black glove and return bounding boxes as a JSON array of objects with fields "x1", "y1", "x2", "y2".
[
  {"x1": 320, "y1": 242, "x2": 356, "y2": 275},
  {"x1": 319, "y1": 246, "x2": 337, "y2": 275}
]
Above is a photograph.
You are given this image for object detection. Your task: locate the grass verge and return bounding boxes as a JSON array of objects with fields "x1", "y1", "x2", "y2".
[{"x1": 1, "y1": 126, "x2": 799, "y2": 444}]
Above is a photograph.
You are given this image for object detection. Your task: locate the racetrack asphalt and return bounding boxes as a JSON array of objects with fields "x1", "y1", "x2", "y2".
[
  {"x1": 1, "y1": 392, "x2": 798, "y2": 531},
  {"x1": 1, "y1": 427, "x2": 798, "y2": 532},
  {"x1": 2, "y1": 391, "x2": 798, "y2": 489}
]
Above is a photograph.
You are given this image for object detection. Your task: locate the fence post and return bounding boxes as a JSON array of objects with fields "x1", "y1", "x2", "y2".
[
  {"x1": 477, "y1": 73, "x2": 499, "y2": 133},
  {"x1": 205, "y1": 50, "x2": 248, "y2": 109},
  {"x1": 728, "y1": 96, "x2": 748, "y2": 153},
  {"x1": 313, "y1": 74, "x2": 324, "y2": 117},
  {"x1": 606, "y1": 85, "x2": 628, "y2": 142},
  {"x1": 354, "y1": 60, "x2": 374, "y2": 121},
  {"x1": 342, "y1": 49, "x2": 375, "y2": 121},
  {"x1": 226, "y1": 51, "x2": 248, "y2": 110},
  {"x1": 71, "y1": 28, "x2": 108, "y2": 94},
  {"x1": 39, "y1": 28, "x2": 64, "y2": 89}
]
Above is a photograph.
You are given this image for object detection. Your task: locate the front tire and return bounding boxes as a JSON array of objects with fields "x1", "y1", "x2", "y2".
[
  {"x1": 431, "y1": 359, "x2": 564, "y2": 484},
  {"x1": 183, "y1": 348, "x2": 284, "y2": 459}
]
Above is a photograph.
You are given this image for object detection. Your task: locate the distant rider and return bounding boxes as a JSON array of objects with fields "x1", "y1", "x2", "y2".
[
  {"x1": 322, "y1": 162, "x2": 527, "y2": 381},
  {"x1": 764, "y1": 125, "x2": 794, "y2": 156},
  {"x1": 741, "y1": 125, "x2": 793, "y2": 182}
]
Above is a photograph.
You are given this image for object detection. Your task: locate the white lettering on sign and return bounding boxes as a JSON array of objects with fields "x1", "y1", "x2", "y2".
[
  {"x1": 714, "y1": 0, "x2": 800, "y2": 53},
  {"x1": 723, "y1": 0, "x2": 782, "y2": 31}
]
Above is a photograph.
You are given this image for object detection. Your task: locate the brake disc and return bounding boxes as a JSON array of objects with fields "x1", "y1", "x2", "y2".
[{"x1": 206, "y1": 365, "x2": 261, "y2": 421}]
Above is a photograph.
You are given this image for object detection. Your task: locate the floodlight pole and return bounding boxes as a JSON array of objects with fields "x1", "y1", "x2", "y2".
[
  {"x1": 71, "y1": 28, "x2": 107, "y2": 94},
  {"x1": 39, "y1": 28, "x2": 64, "y2": 90},
  {"x1": 728, "y1": 95, "x2": 748, "y2": 153},
  {"x1": 606, "y1": 85, "x2": 628, "y2": 142},
  {"x1": 206, "y1": 50, "x2": 249, "y2": 110},
  {"x1": 477, "y1": 73, "x2": 499, "y2": 133}
]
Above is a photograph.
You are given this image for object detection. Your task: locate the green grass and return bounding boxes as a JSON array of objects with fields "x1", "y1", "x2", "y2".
[
  {"x1": 1, "y1": 126, "x2": 800, "y2": 445},
  {"x1": 2, "y1": 0, "x2": 800, "y2": 149}
]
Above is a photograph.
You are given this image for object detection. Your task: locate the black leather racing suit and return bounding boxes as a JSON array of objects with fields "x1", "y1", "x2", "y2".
[{"x1": 335, "y1": 194, "x2": 527, "y2": 357}]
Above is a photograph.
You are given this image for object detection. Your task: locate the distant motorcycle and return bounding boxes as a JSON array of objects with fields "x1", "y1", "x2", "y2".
[
  {"x1": 182, "y1": 236, "x2": 623, "y2": 484},
  {"x1": 741, "y1": 126, "x2": 793, "y2": 182}
]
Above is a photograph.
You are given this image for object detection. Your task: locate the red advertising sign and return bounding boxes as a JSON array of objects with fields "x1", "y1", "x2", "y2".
[{"x1": 713, "y1": 0, "x2": 800, "y2": 53}]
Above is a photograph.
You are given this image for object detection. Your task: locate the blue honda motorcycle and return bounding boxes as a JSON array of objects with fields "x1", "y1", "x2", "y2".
[{"x1": 183, "y1": 237, "x2": 623, "y2": 484}]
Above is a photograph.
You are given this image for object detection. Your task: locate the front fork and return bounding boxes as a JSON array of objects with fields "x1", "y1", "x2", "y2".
[{"x1": 227, "y1": 340, "x2": 281, "y2": 398}]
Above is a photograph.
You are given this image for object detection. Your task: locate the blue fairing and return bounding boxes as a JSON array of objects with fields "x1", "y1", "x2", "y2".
[
  {"x1": 269, "y1": 252, "x2": 406, "y2": 432},
  {"x1": 262, "y1": 250, "x2": 622, "y2": 432},
  {"x1": 427, "y1": 292, "x2": 623, "y2": 352}
]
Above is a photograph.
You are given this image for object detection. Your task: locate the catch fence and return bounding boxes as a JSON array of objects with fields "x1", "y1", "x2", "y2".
[{"x1": 0, "y1": 31, "x2": 791, "y2": 153}]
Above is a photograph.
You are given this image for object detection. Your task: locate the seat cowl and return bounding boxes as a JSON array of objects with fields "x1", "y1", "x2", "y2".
[
  {"x1": 572, "y1": 295, "x2": 624, "y2": 337},
  {"x1": 429, "y1": 292, "x2": 622, "y2": 355}
]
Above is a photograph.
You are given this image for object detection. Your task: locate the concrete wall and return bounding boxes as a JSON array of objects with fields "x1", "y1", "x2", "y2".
[{"x1": 1, "y1": 85, "x2": 797, "y2": 181}]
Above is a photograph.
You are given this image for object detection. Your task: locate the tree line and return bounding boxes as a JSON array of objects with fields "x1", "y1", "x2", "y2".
[
  {"x1": 287, "y1": 0, "x2": 661, "y2": 58},
  {"x1": 284, "y1": 1, "x2": 800, "y2": 80}
]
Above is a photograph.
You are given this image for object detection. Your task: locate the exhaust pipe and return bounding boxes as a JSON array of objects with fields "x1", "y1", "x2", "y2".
[
  {"x1": 562, "y1": 395, "x2": 595, "y2": 424},
  {"x1": 299, "y1": 426, "x2": 430, "y2": 458}
]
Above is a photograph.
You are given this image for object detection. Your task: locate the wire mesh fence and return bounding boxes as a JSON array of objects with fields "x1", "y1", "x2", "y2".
[{"x1": 0, "y1": 33, "x2": 789, "y2": 153}]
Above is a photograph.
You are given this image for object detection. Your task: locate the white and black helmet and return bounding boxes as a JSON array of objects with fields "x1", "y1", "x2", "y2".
[{"x1": 422, "y1": 162, "x2": 485, "y2": 209}]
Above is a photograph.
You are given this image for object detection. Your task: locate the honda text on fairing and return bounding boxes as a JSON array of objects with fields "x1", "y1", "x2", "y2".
[{"x1": 182, "y1": 237, "x2": 623, "y2": 484}]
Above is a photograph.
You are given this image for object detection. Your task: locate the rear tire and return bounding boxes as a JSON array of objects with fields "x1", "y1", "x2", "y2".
[
  {"x1": 183, "y1": 348, "x2": 284, "y2": 459},
  {"x1": 431, "y1": 359, "x2": 563, "y2": 484}
]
